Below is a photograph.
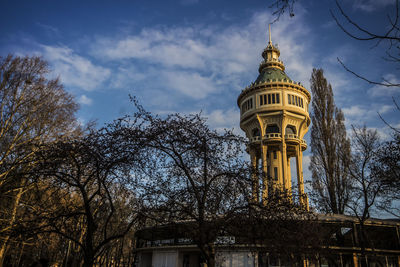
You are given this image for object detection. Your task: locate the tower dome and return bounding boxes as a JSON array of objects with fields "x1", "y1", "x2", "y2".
[{"x1": 237, "y1": 25, "x2": 311, "y2": 209}]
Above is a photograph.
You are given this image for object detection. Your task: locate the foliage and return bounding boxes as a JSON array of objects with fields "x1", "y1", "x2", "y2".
[
  {"x1": 0, "y1": 55, "x2": 79, "y2": 265},
  {"x1": 309, "y1": 68, "x2": 351, "y2": 215}
]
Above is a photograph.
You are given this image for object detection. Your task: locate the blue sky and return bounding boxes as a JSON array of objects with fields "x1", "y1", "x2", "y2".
[{"x1": 1, "y1": 0, "x2": 399, "y2": 183}]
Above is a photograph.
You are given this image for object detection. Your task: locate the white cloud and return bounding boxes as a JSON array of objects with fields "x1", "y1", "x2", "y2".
[
  {"x1": 110, "y1": 65, "x2": 147, "y2": 89},
  {"x1": 90, "y1": 10, "x2": 314, "y2": 104},
  {"x1": 342, "y1": 104, "x2": 392, "y2": 124},
  {"x1": 36, "y1": 22, "x2": 60, "y2": 35},
  {"x1": 78, "y1": 95, "x2": 93, "y2": 106},
  {"x1": 367, "y1": 73, "x2": 400, "y2": 96},
  {"x1": 161, "y1": 70, "x2": 216, "y2": 99},
  {"x1": 342, "y1": 105, "x2": 367, "y2": 118},
  {"x1": 41, "y1": 45, "x2": 111, "y2": 91},
  {"x1": 352, "y1": 0, "x2": 395, "y2": 12},
  {"x1": 203, "y1": 108, "x2": 241, "y2": 134},
  {"x1": 341, "y1": 104, "x2": 395, "y2": 139}
]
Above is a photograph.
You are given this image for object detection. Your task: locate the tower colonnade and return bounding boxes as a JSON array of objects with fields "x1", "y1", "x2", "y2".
[{"x1": 237, "y1": 26, "x2": 311, "y2": 210}]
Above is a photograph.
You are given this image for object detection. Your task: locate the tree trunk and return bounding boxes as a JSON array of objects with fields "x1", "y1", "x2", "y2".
[
  {"x1": 83, "y1": 251, "x2": 95, "y2": 267},
  {"x1": 0, "y1": 186, "x2": 24, "y2": 266},
  {"x1": 205, "y1": 244, "x2": 216, "y2": 267}
]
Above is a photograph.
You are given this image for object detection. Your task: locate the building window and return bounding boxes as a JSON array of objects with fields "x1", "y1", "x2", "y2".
[
  {"x1": 266, "y1": 124, "x2": 280, "y2": 134},
  {"x1": 273, "y1": 151, "x2": 277, "y2": 159},
  {"x1": 274, "y1": 167, "x2": 278, "y2": 180},
  {"x1": 260, "y1": 93, "x2": 280, "y2": 106},
  {"x1": 241, "y1": 98, "x2": 253, "y2": 114},
  {"x1": 286, "y1": 125, "x2": 297, "y2": 136},
  {"x1": 252, "y1": 128, "x2": 260, "y2": 137},
  {"x1": 288, "y1": 94, "x2": 304, "y2": 108}
]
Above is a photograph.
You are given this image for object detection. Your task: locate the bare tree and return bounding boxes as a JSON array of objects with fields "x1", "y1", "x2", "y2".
[
  {"x1": 226, "y1": 196, "x2": 322, "y2": 263},
  {"x1": 268, "y1": 0, "x2": 297, "y2": 21},
  {"x1": 268, "y1": 0, "x2": 400, "y2": 87},
  {"x1": 309, "y1": 69, "x2": 351, "y2": 215},
  {"x1": 332, "y1": 0, "x2": 400, "y2": 87},
  {"x1": 372, "y1": 133, "x2": 400, "y2": 218},
  {"x1": 372, "y1": 100, "x2": 400, "y2": 218},
  {"x1": 127, "y1": 103, "x2": 325, "y2": 266},
  {"x1": 0, "y1": 55, "x2": 79, "y2": 265},
  {"x1": 347, "y1": 126, "x2": 382, "y2": 266},
  {"x1": 126, "y1": 105, "x2": 249, "y2": 267},
  {"x1": 27, "y1": 125, "x2": 145, "y2": 267}
]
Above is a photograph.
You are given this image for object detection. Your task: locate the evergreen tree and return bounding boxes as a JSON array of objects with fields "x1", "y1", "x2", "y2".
[{"x1": 309, "y1": 68, "x2": 351, "y2": 214}]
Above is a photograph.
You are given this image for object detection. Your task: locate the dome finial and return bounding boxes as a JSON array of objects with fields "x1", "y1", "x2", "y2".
[{"x1": 268, "y1": 24, "x2": 272, "y2": 44}]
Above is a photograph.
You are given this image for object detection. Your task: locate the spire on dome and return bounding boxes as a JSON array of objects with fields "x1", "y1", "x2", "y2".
[
  {"x1": 268, "y1": 24, "x2": 272, "y2": 45},
  {"x1": 260, "y1": 24, "x2": 285, "y2": 73}
]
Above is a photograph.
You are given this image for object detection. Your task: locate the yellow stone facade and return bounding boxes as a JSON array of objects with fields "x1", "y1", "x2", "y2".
[{"x1": 237, "y1": 26, "x2": 310, "y2": 209}]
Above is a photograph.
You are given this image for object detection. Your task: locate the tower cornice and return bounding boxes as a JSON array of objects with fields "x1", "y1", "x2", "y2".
[{"x1": 237, "y1": 80, "x2": 311, "y2": 107}]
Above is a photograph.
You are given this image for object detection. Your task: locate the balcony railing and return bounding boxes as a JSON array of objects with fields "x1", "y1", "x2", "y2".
[
  {"x1": 248, "y1": 134, "x2": 307, "y2": 146},
  {"x1": 249, "y1": 136, "x2": 261, "y2": 143},
  {"x1": 265, "y1": 133, "x2": 281, "y2": 138},
  {"x1": 284, "y1": 134, "x2": 298, "y2": 139}
]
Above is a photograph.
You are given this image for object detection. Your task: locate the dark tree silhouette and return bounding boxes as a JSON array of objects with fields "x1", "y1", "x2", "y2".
[
  {"x1": 309, "y1": 69, "x2": 351, "y2": 215},
  {"x1": 347, "y1": 126, "x2": 383, "y2": 266},
  {"x1": 128, "y1": 106, "x2": 249, "y2": 267},
  {"x1": 29, "y1": 125, "x2": 146, "y2": 267}
]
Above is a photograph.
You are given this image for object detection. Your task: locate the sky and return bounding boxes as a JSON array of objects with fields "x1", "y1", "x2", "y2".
[{"x1": 1, "y1": 0, "x2": 400, "y2": 185}]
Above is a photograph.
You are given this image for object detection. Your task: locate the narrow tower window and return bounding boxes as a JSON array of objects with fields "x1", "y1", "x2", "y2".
[
  {"x1": 266, "y1": 125, "x2": 280, "y2": 134},
  {"x1": 276, "y1": 93, "x2": 280, "y2": 103},
  {"x1": 272, "y1": 94, "x2": 276, "y2": 104},
  {"x1": 268, "y1": 94, "x2": 271, "y2": 104},
  {"x1": 274, "y1": 167, "x2": 278, "y2": 180},
  {"x1": 252, "y1": 128, "x2": 260, "y2": 137},
  {"x1": 288, "y1": 94, "x2": 291, "y2": 104},
  {"x1": 285, "y1": 125, "x2": 297, "y2": 136}
]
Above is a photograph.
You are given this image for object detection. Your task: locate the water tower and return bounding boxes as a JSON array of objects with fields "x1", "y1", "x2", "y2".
[{"x1": 237, "y1": 26, "x2": 311, "y2": 209}]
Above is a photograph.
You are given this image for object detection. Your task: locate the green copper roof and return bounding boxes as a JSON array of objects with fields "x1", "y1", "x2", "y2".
[{"x1": 255, "y1": 67, "x2": 292, "y2": 83}]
